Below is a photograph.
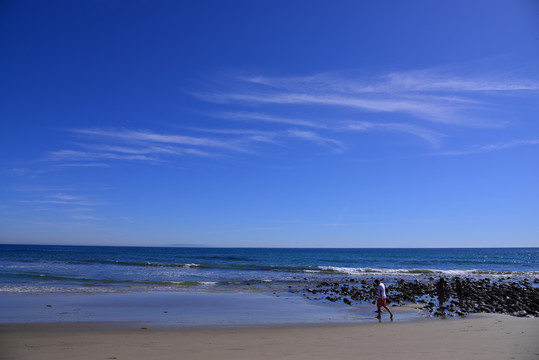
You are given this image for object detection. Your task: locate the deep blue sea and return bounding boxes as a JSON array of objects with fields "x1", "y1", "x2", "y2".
[{"x1": 1, "y1": 245, "x2": 537, "y2": 294}]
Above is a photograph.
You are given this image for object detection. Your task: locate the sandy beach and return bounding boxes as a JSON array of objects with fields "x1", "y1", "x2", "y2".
[
  {"x1": 1, "y1": 314, "x2": 537, "y2": 360},
  {"x1": 1, "y1": 246, "x2": 537, "y2": 360}
]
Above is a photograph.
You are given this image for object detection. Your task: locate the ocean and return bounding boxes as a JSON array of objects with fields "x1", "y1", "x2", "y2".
[
  {"x1": 1, "y1": 245, "x2": 537, "y2": 294},
  {"x1": 1, "y1": 245, "x2": 537, "y2": 325}
]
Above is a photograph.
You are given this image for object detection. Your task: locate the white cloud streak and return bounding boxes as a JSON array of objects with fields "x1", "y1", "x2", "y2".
[
  {"x1": 242, "y1": 69, "x2": 539, "y2": 94},
  {"x1": 47, "y1": 129, "x2": 238, "y2": 166},
  {"x1": 193, "y1": 126, "x2": 345, "y2": 151},
  {"x1": 214, "y1": 111, "x2": 328, "y2": 129},
  {"x1": 200, "y1": 92, "x2": 448, "y2": 121},
  {"x1": 285, "y1": 130, "x2": 346, "y2": 153},
  {"x1": 72, "y1": 128, "x2": 243, "y2": 151},
  {"x1": 48, "y1": 149, "x2": 161, "y2": 162},
  {"x1": 14, "y1": 188, "x2": 106, "y2": 223},
  {"x1": 343, "y1": 121, "x2": 445, "y2": 147},
  {"x1": 195, "y1": 68, "x2": 538, "y2": 129},
  {"x1": 54, "y1": 163, "x2": 111, "y2": 168},
  {"x1": 434, "y1": 139, "x2": 539, "y2": 156},
  {"x1": 68, "y1": 214, "x2": 104, "y2": 221},
  {"x1": 52, "y1": 123, "x2": 348, "y2": 167},
  {"x1": 384, "y1": 70, "x2": 539, "y2": 92},
  {"x1": 41, "y1": 67, "x2": 538, "y2": 168},
  {"x1": 19, "y1": 199, "x2": 103, "y2": 206},
  {"x1": 49, "y1": 193, "x2": 81, "y2": 201}
]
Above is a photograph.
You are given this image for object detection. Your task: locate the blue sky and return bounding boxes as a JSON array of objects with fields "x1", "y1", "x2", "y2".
[{"x1": 1, "y1": 0, "x2": 538, "y2": 247}]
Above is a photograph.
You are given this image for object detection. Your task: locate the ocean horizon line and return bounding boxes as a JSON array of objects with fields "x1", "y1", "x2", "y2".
[{"x1": 1, "y1": 243, "x2": 537, "y2": 250}]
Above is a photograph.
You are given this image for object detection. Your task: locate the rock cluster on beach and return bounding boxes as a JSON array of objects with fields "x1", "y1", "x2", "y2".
[{"x1": 304, "y1": 277, "x2": 539, "y2": 317}]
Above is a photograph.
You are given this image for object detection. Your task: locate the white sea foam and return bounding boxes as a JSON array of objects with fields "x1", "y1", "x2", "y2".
[
  {"x1": 316, "y1": 266, "x2": 533, "y2": 278},
  {"x1": 0, "y1": 285, "x2": 119, "y2": 293}
]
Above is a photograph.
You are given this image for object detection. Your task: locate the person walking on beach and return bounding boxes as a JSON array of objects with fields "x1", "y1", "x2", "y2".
[
  {"x1": 374, "y1": 279, "x2": 393, "y2": 319},
  {"x1": 436, "y1": 277, "x2": 446, "y2": 309},
  {"x1": 454, "y1": 277, "x2": 464, "y2": 308}
]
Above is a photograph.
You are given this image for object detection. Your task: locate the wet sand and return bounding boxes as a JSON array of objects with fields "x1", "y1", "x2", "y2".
[
  {"x1": 0, "y1": 291, "x2": 423, "y2": 325},
  {"x1": 1, "y1": 314, "x2": 538, "y2": 360},
  {"x1": 1, "y1": 291, "x2": 538, "y2": 359}
]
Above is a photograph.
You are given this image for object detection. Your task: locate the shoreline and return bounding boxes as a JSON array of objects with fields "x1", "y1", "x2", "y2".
[
  {"x1": 1, "y1": 314, "x2": 537, "y2": 360},
  {"x1": 0, "y1": 291, "x2": 426, "y2": 326},
  {"x1": 2, "y1": 274, "x2": 538, "y2": 326},
  {"x1": 2, "y1": 287, "x2": 538, "y2": 359}
]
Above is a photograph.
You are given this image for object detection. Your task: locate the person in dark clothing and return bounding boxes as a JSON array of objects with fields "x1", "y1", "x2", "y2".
[
  {"x1": 454, "y1": 277, "x2": 464, "y2": 308},
  {"x1": 436, "y1": 277, "x2": 447, "y2": 309}
]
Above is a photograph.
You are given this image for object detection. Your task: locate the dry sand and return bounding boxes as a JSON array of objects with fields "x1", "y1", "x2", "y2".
[{"x1": 1, "y1": 314, "x2": 537, "y2": 360}]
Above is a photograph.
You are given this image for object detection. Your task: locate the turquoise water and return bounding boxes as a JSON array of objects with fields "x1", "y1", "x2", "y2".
[{"x1": 1, "y1": 245, "x2": 537, "y2": 293}]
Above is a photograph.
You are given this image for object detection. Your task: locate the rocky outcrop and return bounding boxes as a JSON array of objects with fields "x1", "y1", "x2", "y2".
[{"x1": 304, "y1": 277, "x2": 539, "y2": 317}]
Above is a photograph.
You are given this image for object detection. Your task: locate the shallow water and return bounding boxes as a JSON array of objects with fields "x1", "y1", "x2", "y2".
[{"x1": 0, "y1": 291, "x2": 421, "y2": 325}]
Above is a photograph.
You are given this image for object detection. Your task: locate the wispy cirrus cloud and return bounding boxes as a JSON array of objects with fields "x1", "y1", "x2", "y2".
[
  {"x1": 12, "y1": 186, "x2": 107, "y2": 223},
  {"x1": 383, "y1": 69, "x2": 539, "y2": 92},
  {"x1": 41, "y1": 67, "x2": 538, "y2": 169},
  {"x1": 192, "y1": 126, "x2": 345, "y2": 152},
  {"x1": 11, "y1": 185, "x2": 77, "y2": 193},
  {"x1": 71, "y1": 128, "x2": 243, "y2": 151},
  {"x1": 46, "y1": 128, "x2": 250, "y2": 166},
  {"x1": 68, "y1": 214, "x2": 104, "y2": 221},
  {"x1": 213, "y1": 111, "x2": 328, "y2": 129},
  {"x1": 285, "y1": 129, "x2": 346, "y2": 152},
  {"x1": 185, "y1": 67, "x2": 539, "y2": 156},
  {"x1": 48, "y1": 149, "x2": 161, "y2": 162},
  {"x1": 54, "y1": 163, "x2": 111, "y2": 168},
  {"x1": 342, "y1": 121, "x2": 445, "y2": 147},
  {"x1": 434, "y1": 139, "x2": 539, "y2": 156},
  {"x1": 208, "y1": 110, "x2": 445, "y2": 147},
  {"x1": 242, "y1": 68, "x2": 539, "y2": 94},
  {"x1": 46, "y1": 124, "x2": 349, "y2": 168},
  {"x1": 194, "y1": 67, "x2": 538, "y2": 129},
  {"x1": 19, "y1": 199, "x2": 103, "y2": 206},
  {"x1": 189, "y1": 127, "x2": 282, "y2": 144},
  {"x1": 199, "y1": 91, "x2": 451, "y2": 123},
  {"x1": 49, "y1": 193, "x2": 82, "y2": 201}
]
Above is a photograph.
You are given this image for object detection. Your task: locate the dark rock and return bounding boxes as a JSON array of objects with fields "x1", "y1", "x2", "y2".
[{"x1": 305, "y1": 277, "x2": 539, "y2": 318}]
